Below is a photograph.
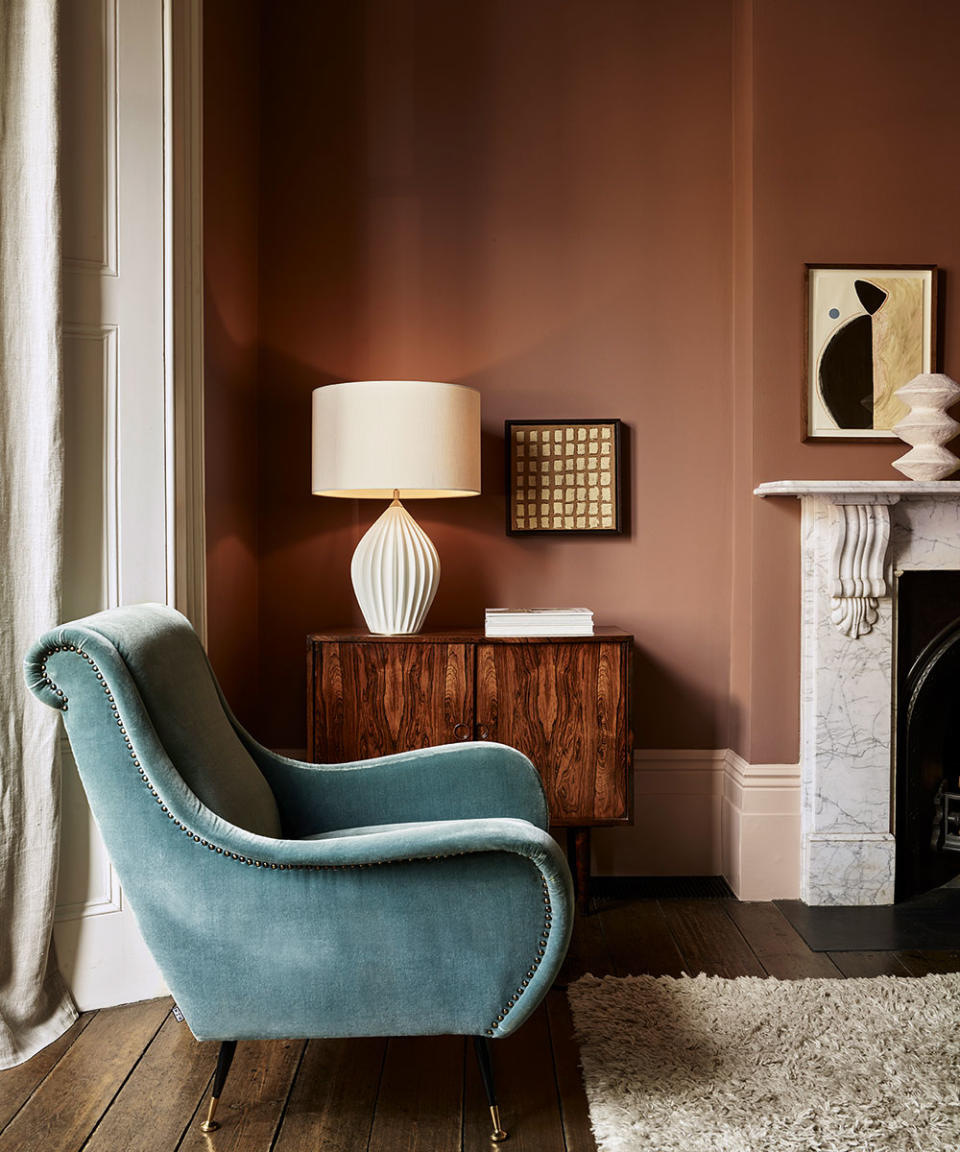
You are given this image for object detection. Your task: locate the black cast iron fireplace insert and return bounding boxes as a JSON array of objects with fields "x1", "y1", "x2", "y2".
[{"x1": 896, "y1": 571, "x2": 960, "y2": 902}]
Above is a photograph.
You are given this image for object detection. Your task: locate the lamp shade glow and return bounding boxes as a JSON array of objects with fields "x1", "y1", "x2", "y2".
[
  {"x1": 311, "y1": 380, "x2": 481, "y2": 635},
  {"x1": 312, "y1": 380, "x2": 481, "y2": 499}
]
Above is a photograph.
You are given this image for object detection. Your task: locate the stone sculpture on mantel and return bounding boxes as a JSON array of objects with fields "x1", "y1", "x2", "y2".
[{"x1": 892, "y1": 372, "x2": 960, "y2": 481}]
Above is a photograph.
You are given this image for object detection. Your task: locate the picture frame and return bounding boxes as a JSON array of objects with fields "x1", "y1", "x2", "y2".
[
  {"x1": 805, "y1": 264, "x2": 937, "y2": 440},
  {"x1": 505, "y1": 419, "x2": 622, "y2": 535}
]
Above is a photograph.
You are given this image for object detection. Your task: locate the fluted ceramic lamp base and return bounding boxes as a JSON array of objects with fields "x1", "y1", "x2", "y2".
[{"x1": 350, "y1": 498, "x2": 440, "y2": 635}]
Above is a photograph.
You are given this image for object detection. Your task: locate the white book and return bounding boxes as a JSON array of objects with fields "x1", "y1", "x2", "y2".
[
  {"x1": 484, "y1": 624, "x2": 595, "y2": 637},
  {"x1": 485, "y1": 608, "x2": 593, "y2": 622},
  {"x1": 486, "y1": 607, "x2": 593, "y2": 615}
]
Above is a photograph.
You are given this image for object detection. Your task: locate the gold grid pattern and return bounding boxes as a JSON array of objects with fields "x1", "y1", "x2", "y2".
[{"x1": 508, "y1": 422, "x2": 618, "y2": 532}]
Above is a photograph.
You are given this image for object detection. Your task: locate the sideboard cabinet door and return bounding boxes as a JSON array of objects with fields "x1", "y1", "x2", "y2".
[
  {"x1": 308, "y1": 640, "x2": 474, "y2": 762},
  {"x1": 475, "y1": 640, "x2": 631, "y2": 825}
]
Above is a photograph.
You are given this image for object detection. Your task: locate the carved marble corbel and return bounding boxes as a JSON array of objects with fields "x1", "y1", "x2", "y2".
[{"x1": 829, "y1": 498, "x2": 898, "y2": 638}]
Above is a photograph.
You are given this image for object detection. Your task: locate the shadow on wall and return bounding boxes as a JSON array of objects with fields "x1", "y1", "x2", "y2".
[
  {"x1": 632, "y1": 646, "x2": 723, "y2": 750},
  {"x1": 203, "y1": 290, "x2": 263, "y2": 734}
]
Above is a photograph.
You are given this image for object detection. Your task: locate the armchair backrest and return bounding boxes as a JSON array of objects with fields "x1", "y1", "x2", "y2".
[{"x1": 26, "y1": 604, "x2": 281, "y2": 839}]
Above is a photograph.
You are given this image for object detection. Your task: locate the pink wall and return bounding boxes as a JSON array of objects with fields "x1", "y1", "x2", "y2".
[
  {"x1": 203, "y1": 0, "x2": 262, "y2": 731},
  {"x1": 204, "y1": 0, "x2": 960, "y2": 764},
  {"x1": 738, "y1": 0, "x2": 960, "y2": 762},
  {"x1": 254, "y1": 0, "x2": 736, "y2": 751}
]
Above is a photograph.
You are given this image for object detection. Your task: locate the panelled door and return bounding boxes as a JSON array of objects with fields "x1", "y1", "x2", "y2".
[{"x1": 55, "y1": 0, "x2": 172, "y2": 1009}]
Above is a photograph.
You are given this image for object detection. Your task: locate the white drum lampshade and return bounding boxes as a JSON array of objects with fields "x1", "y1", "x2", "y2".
[{"x1": 312, "y1": 381, "x2": 481, "y2": 634}]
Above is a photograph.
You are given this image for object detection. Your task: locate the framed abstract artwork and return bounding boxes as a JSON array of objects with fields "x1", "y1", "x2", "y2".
[
  {"x1": 805, "y1": 264, "x2": 937, "y2": 440},
  {"x1": 505, "y1": 419, "x2": 622, "y2": 535}
]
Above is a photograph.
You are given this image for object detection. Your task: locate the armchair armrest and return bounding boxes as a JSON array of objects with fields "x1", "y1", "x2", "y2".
[
  {"x1": 125, "y1": 780, "x2": 571, "y2": 1044},
  {"x1": 234, "y1": 736, "x2": 550, "y2": 836}
]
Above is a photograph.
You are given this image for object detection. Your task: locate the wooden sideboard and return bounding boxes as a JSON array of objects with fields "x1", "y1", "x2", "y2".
[{"x1": 306, "y1": 628, "x2": 633, "y2": 910}]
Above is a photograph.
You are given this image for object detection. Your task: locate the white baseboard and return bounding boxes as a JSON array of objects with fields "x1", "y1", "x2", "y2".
[
  {"x1": 592, "y1": 749, "x2": 800, "y2": 900},
  {"x1": 720, "y1": 751, "x2": 801, "y2": 901},
  {"x1": 592, "y1": 750, "x2": 725, "y2": 877}
]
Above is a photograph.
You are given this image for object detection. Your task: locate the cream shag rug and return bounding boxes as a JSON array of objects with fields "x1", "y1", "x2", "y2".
[{"x1": 568, "y1": 973, "x2": 960, "y2": 1152}]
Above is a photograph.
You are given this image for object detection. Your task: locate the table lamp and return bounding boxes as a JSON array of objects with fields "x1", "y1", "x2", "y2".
[{"x1": 312, "y1": 380, "x2": 481, "y2": 635}]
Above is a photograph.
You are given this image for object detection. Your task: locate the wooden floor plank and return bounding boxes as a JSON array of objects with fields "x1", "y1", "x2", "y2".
[
  {"x1": 896, "y1": 949, "x2": 960, "y2": 976},
  {"x1": 463, "y1": 1006, "x2": 564, "y2": 1152},
  {"x1": 598, "y1": 899, "x2": 684, "y2": 978},
  {"x1": 557, "y1": 910, "x2": 614, "y2": 986},
  {"x1": 7, "y1": 894, "x2": 960, "y2": 1152},
  {"x1": 83, "y1": 1012, "x2": 218, "y2": 1152},
  {"x1": 0, "y1": 997, "x2": 170, "y2": 1152},
  {"x1": 0, "y1": 1012, "x2": 94, "y2": 1133},
  {"x1": 660, "y1": 900, "x2": 765, "y2": 977},
  {"x1": 273, "y1": 1037, "x2": 385, "y2": 1152},
  {"x1": 177, "y1": 1038, "x2": 304, "y2": 1152},
  {"x1": 828, "y1": 951, "x2": 913, "y2": 977},
  {"x1": 545, "y1": 990, "x2": 596, "y2": 1152},
  {"x1": 721, "y1": 901, "x2": 842, "y2": 979},
  {"x1": 367, "y1": 1035, "x2": 463, "y2": 1152}
]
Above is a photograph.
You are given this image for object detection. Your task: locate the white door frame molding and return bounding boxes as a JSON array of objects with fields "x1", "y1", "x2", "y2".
[
  {"x1": 165, "y1": 0, "x2": 206, "y2": 641},
  {"x1": 56, "y1": 0, "x2": 206, "y2": 1009}
]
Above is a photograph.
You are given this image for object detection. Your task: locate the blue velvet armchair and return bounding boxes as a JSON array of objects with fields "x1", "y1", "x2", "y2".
[{"x1": 25, "y1": 604, "x2": 574, "y2": 1140}]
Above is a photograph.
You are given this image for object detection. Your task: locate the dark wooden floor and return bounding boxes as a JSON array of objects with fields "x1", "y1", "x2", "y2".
[{"x1": 4, "y1": 893, "x2": 960, "y2": 1152}]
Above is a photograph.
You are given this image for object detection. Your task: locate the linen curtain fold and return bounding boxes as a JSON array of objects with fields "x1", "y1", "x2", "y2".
[{"x1": 0, "y1": 0, "x2": 78, "y2": 1069}]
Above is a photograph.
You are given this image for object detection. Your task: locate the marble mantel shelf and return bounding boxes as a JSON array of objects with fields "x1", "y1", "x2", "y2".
[
  {"x1": 755, "y1": 480, "x2": 960, "y2": 640},
  {"x1": 755, "y1": 479, "x2": 960, "y2": 499}
]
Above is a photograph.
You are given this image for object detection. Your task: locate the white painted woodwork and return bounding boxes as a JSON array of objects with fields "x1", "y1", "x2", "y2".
[
  {"x1": 166, "y1": 0, "x2": 207, "y2": 642},
  {"x1": 57, "y1": 0, "x2": 203, "y2": 1009},
  {"x1": 589, "y1": 750, "x2": 801, "y2": 900}
]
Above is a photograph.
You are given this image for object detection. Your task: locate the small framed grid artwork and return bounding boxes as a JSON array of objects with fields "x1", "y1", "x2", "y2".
[{"x1": 505, "y1": 419, "x2": 622, "y2": 535}]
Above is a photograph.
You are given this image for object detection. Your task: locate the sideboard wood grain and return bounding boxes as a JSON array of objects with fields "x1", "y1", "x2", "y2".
[{"x1": 306, "y1": 628, "x2": 633, "y2": 909}]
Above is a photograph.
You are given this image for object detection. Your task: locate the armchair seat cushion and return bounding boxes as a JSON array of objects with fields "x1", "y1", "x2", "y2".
[
  {"x1": 302, "y1": 821, "x2": 444, "y2": 841},
  {"x1": 301, "y1": 818, "x2": 531, "y2": 843}
]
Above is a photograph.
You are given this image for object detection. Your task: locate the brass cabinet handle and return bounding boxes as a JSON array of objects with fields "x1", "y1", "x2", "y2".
[
  {"x1": 453, "y1": 722, "x2": 470, "y2": 741},
  {"x1": 477, "y1": 723, "x2": 491, "y2": 740}
]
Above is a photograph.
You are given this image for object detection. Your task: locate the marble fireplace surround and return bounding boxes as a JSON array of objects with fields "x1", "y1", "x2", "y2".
[{"x1": 756, "y1": 481, "x2": 960, "y2": 906}]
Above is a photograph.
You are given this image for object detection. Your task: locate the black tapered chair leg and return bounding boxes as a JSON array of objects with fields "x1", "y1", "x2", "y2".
[
  {"x1": 199, "y1": 1040, "x2": 238, "y2": 1133},
  {"x1": 473, "y1": 1035, "x2": 509, "y2": 1143}
]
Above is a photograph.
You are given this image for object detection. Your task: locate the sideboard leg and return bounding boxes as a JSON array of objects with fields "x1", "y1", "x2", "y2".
[{"x1": 568, "y1": 827, "x2": 592, "y2": 915}]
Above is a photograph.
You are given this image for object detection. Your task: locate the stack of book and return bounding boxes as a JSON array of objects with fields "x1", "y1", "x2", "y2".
[{"x1": 484, "y1": 608, "x2": 594, "y2": 637}]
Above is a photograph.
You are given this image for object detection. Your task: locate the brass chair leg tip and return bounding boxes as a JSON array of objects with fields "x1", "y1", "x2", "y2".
[
  {"x1": 491, "y1": 1128, "x2": 509, "y2": 1143},
  {"x1": 200, "y1": 1093, "x2": 222, "y2": 1132}
]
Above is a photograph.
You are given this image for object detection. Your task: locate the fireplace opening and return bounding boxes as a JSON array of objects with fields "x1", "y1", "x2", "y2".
[{"x1": 895, "y1": 571, "x2": 960, "y2": 902}]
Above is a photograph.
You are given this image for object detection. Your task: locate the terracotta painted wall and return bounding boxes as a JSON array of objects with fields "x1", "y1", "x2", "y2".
[
  {"x1": 255, "y1": 0, "x2": 736, "y2": 751},
  {"x1": 204, "y1": 0, "x2": 960, "y2": 768},
  {"x1": 203, "y1": 0, "x2": 262, "y2": 731},
  {"x1": 734, "y1": 0, "x2": 960, "y2": 764}
]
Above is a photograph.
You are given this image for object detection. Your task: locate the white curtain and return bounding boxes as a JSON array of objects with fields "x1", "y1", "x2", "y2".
[{"x1": 0, "y1": 0, "x2": 78, "y2": 1068}]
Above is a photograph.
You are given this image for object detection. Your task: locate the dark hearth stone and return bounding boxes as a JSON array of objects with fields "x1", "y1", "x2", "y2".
[{"x1": 777, "y1": 886, "x2": 960, "y2": 952}]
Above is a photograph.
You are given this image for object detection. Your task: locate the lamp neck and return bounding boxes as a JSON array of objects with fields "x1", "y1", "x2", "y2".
[{"x1": 391, "y1": 488, "x2": 401, "y2": 506}]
